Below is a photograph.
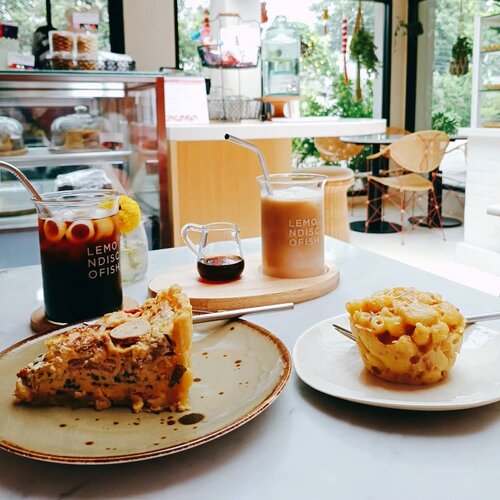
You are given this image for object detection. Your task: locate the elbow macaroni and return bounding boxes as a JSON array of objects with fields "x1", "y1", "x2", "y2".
[{"x1": 345, "y1": 287, "x2": 465, "y2": 385}]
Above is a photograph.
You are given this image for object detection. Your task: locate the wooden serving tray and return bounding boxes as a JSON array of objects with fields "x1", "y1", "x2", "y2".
[
  {"x1": 30, "y1": 297, "x2": 139, "y2": 335},
  {"x1": 148, "y1": 254, "x2": 340, "y2": 311}
]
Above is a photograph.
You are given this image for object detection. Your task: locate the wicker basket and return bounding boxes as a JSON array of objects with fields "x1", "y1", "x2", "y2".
[{"x1": 208, "y1": 97, "x2": 261, "y2": 121}]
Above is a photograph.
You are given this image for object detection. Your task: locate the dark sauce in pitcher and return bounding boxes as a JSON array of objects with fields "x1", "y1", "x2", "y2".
[{"x1": 197, "y1": 255, "x2": 244, "y2": 282}]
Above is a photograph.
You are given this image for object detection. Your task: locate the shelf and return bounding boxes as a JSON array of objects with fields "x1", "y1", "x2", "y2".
[
  {"x1": 482, "y1": 122, "x2": 500, "y2": 128},
  {"x1": 0, "y1": 70, "x2": 165, "y2": 99},
  {"x1": 479, "y1": 13, "x2": 500, "y2": 27},
  {"x1": 481, "y1": 48, "x2": 500, "y2": 55},
  {"x1": 0, "y1": 212, "x2": 37, "y2": 232},
  {"x1": 0, "y1": 147, "x2": 132, "y2": 168}
]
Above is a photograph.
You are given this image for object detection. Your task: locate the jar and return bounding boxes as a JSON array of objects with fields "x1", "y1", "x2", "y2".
[
  {"x1": 76, "y1": 32, "x2": 98, "y2": 56},
  {"x1": 120, "y1": 219, "x2": 149, "y2": 283},
  {"x1": 51, "y1": 53, "x2": 74, "y2": 70},
  {"x1": 0, "y1": 115, "x2": 25, "y2": 154},
  {"x1": 50, "y1": 105, "x2": 109, "y2": 149},
  {"x1": 49, "y1": 31, "x2": 74, "y2": 53},
  {"x1": 262, "y1": 16, "x2": 300, "y2": 96},
  {"x1": 76, "y1": 54, "x2": 98, "y2": 71}
]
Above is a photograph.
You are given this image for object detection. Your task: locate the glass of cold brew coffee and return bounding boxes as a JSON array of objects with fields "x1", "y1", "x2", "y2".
[
  {"x1": 181, "y1": 222, "x2": 245, "y2": 282},
  {"x1": 33, "y1": 190, "x2": 123, "y2": 324},
  {"x1": 257, "y1": 173, "x2": 327, "y2": 279}
]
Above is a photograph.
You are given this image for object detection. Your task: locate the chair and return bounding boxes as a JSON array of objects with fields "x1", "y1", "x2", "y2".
[
  {"x1": 366, "y1": 130, "x2": 450, "y2": 243},
  {"x1": 291, "y1": 166, "x2": 354, "y2": 242},
  {"x1": 314, "y1": 137, "x2": 364, "y2": 165}
]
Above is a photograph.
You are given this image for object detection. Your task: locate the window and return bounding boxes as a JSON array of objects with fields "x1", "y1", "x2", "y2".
[
  {"x1": 1, "y1": 0, "x2": 110, "y2": 53},
  {"x1": 416, "y1": 0, "x2": 497, "y2": 131},
  {"x1": 176, "y1": 1, "x2": 388, "y2": 166}
]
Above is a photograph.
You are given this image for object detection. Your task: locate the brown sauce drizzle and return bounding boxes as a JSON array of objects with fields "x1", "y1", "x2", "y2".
[{"x1": 178, "y1": 413, "x2": 205, "y2": 425}]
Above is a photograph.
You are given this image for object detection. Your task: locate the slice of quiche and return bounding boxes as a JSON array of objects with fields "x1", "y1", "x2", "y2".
[{"x1": 15, "y1": 285, "x2": 192, "y2": 413}]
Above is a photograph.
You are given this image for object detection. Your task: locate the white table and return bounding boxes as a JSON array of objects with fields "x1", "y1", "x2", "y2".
[{"x1": 1, "y1": 237, "x2": 500, "y2": 500}]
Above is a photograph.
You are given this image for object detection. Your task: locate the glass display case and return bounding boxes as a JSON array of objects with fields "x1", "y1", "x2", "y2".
[
  {"x1": 471, "y1": 14, "x2": 500, "y2": 128},
  {"x1": 0, "y1": 70, "x2": 170, "y2": 268}
]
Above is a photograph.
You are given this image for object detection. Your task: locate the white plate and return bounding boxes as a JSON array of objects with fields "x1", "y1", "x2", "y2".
[
  {"x1": 0, "y1": 319, "x2": 291, "y2": 464},
  {"x1": 293, "y1": 314, "x2": 500, "y2": 411}
]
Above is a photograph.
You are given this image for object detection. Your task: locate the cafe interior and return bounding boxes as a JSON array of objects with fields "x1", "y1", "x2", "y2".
[{"x1": 0, "y1": 0, "x2": 499, "y2": 498}]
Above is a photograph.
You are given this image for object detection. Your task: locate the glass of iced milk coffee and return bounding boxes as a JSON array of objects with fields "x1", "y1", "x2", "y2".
[
  {"x1": 257, "y1": 173, "x2": 327, "y2": 279},
  {"x1": 33, "y1": 190, "x2": 123, "y2": 324}
]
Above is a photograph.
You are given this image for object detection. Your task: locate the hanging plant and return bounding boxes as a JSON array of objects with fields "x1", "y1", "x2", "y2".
[
  {"x1": 449, "y1": 35, "x2": 472, "y2": 76},
  {"x1": 450, "y1": 0, "x2": 472, "y2": 77},
  {"x1": 350, "y1": 1, "x2": 379, "y2": 101}
]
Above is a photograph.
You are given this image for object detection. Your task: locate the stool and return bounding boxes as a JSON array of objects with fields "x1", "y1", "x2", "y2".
[{"x1": 293, "y1": 167, "x2": 355, "y2": 242}]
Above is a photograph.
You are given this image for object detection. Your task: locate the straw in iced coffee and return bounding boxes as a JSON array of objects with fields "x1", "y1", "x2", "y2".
[{"x1": 224, "y1": 134, "x2": 273, "y2": 195}]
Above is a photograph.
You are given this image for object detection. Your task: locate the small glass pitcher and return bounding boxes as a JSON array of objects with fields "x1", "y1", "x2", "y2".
[{"x1": 181, "y1": 222, "x2": 245, "y2": 282}]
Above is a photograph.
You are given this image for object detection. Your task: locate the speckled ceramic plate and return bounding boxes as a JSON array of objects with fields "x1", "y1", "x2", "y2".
[
  {"x1": 293, "y1": 314, "x2": 500, "y2": 411},
  {"x1": 0, "y1": 320, "x2": 291, "y2": 464}
]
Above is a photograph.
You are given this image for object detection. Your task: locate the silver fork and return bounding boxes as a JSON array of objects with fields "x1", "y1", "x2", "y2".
[
  {"x1": 331, "y1": 323, "x2": 356, "y2": 342},
  {"x1": 333, "y1": 311, "x2": 500, "y2": 343}
]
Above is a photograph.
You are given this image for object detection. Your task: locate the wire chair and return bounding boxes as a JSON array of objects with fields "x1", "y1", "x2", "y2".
[{"x1": 366, "y1": 130, "x2": 450, "y2": 244}]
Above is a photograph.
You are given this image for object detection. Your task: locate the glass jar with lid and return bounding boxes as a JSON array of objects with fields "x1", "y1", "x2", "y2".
[
  {"x1": 50, "y1": 105, "x2": 109, "y2": 149},
  {"x1": 262, "y1": 16, "x2": 300, "y2": 96},
  {"x1": 0, "y1": 115, "x2": 25, "y2": 155}
]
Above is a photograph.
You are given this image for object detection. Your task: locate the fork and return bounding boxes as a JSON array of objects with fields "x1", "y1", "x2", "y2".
[{"x1": 333, "y1": 311, "x2": 500, "y2": 343}]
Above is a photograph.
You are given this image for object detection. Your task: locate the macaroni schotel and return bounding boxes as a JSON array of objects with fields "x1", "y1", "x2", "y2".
[{"x1": 345, "y1": 287, "x2": 465, "y2": 385}]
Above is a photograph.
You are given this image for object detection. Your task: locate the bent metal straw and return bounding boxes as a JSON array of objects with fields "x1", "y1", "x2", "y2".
[
  {"x1": 0, "y1": 159, "x2": 43, "y2": 201},
  {"x1": 224, "y1": 134, "x2": 273, "y2": 194}
]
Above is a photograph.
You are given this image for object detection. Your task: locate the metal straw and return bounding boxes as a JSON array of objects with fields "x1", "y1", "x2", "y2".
[
  {"x1": 224, "y1": 134, "x2": 273, "y2": 195},
  {"x1": 193, "y1": 302, "x2": 294, "y2": 324},
  {"x1": 0, "y1": 159, "x2": 42, "y2": 201}
]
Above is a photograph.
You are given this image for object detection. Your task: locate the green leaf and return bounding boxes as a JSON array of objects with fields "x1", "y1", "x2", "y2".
[{"x1": 350, "y1": 26, "x2": 379, "y2": 75}]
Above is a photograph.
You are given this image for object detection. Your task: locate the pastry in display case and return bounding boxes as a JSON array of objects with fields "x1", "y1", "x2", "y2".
[
  {"x1": 0, "y1": 115, "x2": 27, "y2": 156},
  {"x1": 50, "y1": 105, "x2": 110, "y2": 150},
  {"x1": 54, "y1": 168, "x2": 114, "y2": 191}
]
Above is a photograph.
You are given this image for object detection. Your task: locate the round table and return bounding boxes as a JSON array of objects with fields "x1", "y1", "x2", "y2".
[
  {"x1": 340, "y1": 134, "x2": 404, "y2": 234},
  {"x1": 340, "y1": 133, "x2": 463, "y2": 233}
]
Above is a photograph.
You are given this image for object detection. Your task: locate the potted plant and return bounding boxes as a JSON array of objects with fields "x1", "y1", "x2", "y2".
[
  {"x1": 450, "y1": 35, "x2": 472, "y2": 76},
  {"x1": 350, "y1": 1, "x2": 379, "y2": 101}
]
